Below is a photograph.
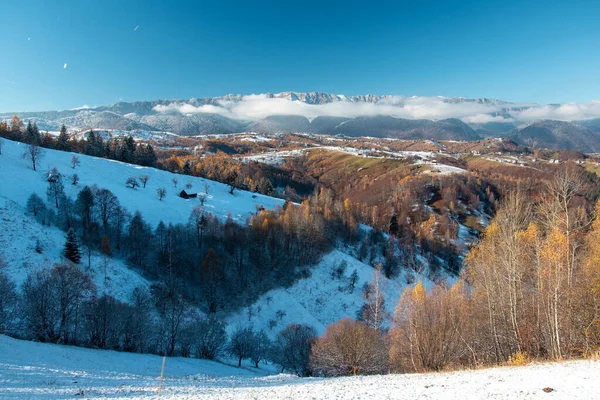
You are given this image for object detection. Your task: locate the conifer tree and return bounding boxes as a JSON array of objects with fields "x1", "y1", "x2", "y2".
[
  {"x1": 64, "y1": 229, "x2": 82, "y2": 264},
  {"x1": 389, "y1": 215, "x2": 399, "y2": 236},
  {"x1": 56, "y1": 124, "x2": 70, "y2": 151}
]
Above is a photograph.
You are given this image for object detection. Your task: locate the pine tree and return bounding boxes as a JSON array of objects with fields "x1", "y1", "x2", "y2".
[
  {"x1": 183, "y1": 160, "x2": 191, "y2": 175},
  {"x1": 64, "y1": 229, "x2": 82, "y2": 264},
  {"x1": 389, "y1": 215, "x2": 399, "y2": 236},
  {"x1": 25, "y1": 121, "x2": 39, "y2": 144},
  {"x1": 56, "y1": 124, "x2": 70, "y2": 151}
]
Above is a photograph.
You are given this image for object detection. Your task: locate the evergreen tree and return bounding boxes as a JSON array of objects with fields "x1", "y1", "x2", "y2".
[
  {"x1": 183, "y1": 160, "x2": 191, "y2": 175},
  {"x1": 389, "y1": 215, "x2": 399, "y2": 236},
  {"x1": 137, "y1": 143, "x2": 157, "y2": 167},
  {"x1": 56, "y1": 124, "x2": 70, "y2": 151},
  {"x1": 25, "y1": 121, "x2": 40, "y2": 144},
  {"x1": 32, "y1": 122, "x2": 40, "y2": 142},
  {"x1": 64, "y1": 229, "x2": 82, "y2": 264}
]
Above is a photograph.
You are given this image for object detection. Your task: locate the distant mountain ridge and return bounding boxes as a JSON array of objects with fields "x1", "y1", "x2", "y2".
[{"x1": 2, "y1": 91, "x2": 600, "y2": 151}]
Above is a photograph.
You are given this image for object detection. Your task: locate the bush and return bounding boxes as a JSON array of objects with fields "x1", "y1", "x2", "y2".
[
  {"x1": 194, "y1": 317, "x2": 227, "y2": 360},
  {"x1": 272, "y1": 323, "x2": 317, "y2": 376},
  {"x1": 310, "y1": 318, "x2": 388, "y2": 376},
  {"x1": 508, "y1": 351, "x2": 530, "y2": 366}
]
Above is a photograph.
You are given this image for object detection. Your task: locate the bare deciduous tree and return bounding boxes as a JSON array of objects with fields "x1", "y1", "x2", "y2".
[
  {"x1": 71, "y1": 155, "x2": 80, "y2": 169},
  {"x1": 272, "y1": 323, "x2": 317, "y2": 376},
  {"x1": 139, "y1": 175, "x2": 150, "y2": 188},
  {"x1": 311, "y1": 318, "x2": 387, "y2": 376},
  {"x1": 22, "y1": 143, "x2": 43, "y2": 171},
  {"x1": 126, "y1": 176, "x2": 140, "y2": 189},
  {"x1": 227, "y1": 327, "x2": 255, "y2": 367}
]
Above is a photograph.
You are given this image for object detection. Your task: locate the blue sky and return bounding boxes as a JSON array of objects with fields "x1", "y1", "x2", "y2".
[{"x1": 1, "y1": 0, "x2": 599, "y2": 112}]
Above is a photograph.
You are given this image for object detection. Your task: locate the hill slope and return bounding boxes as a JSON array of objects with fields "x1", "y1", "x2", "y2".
[
  {"x1": 0, "y1": 139, "x2": 283, "y2": 227},
  {"x1": 511, "y1": 120, "x2": 600, "y2": 152}
]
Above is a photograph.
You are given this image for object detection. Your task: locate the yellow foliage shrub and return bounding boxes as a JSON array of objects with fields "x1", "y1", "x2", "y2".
[{"x1": 508, "y1": 351, "x2": 530, "y2": 366}]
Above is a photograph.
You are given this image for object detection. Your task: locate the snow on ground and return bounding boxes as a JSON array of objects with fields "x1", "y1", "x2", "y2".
[
  {"x1": 239, "y1": 149, "x2": 305, "y2": 165},
  {"x1": 423, "y1": 163, "x2": 467, "y2": 175},
  {"x1": 0, "y1": 139, "x2": 283, "y2": 227},
  {"x1": 1, "y1": 334, "x2": 598, "y2": 399},
  {"x1": 0, "y1": 334, "x2": 268, "y2": 399},
  {"x1": 227, "y1": 250, "x2": 422, "y2": 337},
  {"x1": 240, "y1": 145, "x2": 465, "y2": 175},
  {"x1": 0, "y1": 197, "x2": 150, "y2": 301}
]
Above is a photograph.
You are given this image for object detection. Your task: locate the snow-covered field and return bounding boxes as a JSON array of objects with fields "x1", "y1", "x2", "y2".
[
  {"x1": 0, "y1": 139, "x2": 283, "y2": 227},
  {"x1": 1, "y1": 334, "x2": 598, "y2": 399}
]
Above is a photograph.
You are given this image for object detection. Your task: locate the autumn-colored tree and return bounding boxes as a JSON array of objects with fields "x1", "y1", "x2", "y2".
[
  {"x1": 390, "y1": 281, "x2": 469, "y2": 372},
  {"x1": 310, "y1": 318, "x2": 387, "y2": 376}
]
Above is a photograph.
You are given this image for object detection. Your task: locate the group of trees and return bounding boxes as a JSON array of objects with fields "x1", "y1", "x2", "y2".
[
  {"x1": 0, "y1": 259, "x2": 322, "y2": 371},
  {"x1": 277, "y1": 169, "x2": 600, "y2": 377},
  {"x1": 390, "y1": 170, "x2": 600, "y2": 372},
  {"x1": 0, "y1": 116, "x2": 158, "y2": 168}
]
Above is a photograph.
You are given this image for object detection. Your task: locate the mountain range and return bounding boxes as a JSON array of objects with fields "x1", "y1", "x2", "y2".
[{"x1": 3, "y1": 92, "x2": 600, "y2": 152}]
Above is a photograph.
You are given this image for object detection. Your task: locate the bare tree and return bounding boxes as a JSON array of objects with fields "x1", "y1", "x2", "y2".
[
  {"x1": 311, "y1": 318, "x2": 388, "y2": 376},
  {"x1": 272, "y1": 323, "x2": 317, "y2": 376},
  {"x1": 0, "y1": 269, "x2": 18, "y2": 334},
  {"x1": 193, "y1": 317, "x2": 227, "y2": 360},
  {"x1": 126, "y1": 176, "x2": 140, "y2": 189},
  {"x1": 22, "y1": 143, "x2": 43, "y2": 171},
  {"x1": 358, "y1": 266, "x2": 390, "y2": 332},
  {"x1": 26, "y1": 193, "x2": 46, "y2": 217},
  {"x1": 157, "y1": 187, "x2": 167, "y2": 201},
  {"x1": 250, "y1": 330, "x2": 271, "y2": 368},
  {"x1": 71, "y1": 155, "x2": 80, "y2": 169},
  {"x1": 172, "y1": 177, "x2": 178, "y2": 188},
  {"x1": 227, "y1": 327, "x2": 255, "y2": 367},
  {"x1": 22, "y1": 264, "x2": 95, "y2": 344},
  {"x1": 390, "y1": 282, "x2": 469, "y2": 372},
  {"x1": 46, "y1": 169, "x2": 65, "y2": 208},
  {"x1": 139, "y1": 175, "x2": 150, "y2": 188},
  {"x1": 189, "y1": 206, "x2": 207, "y2": 248},
  {"x1": 152, "y1": 281, "x2": 188, "y2": 356},
  {"x1": 94, "y1": 188, "x2": 120, "y2": 233}
]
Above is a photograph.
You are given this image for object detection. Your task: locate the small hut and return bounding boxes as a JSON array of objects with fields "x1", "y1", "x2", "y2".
[{"x1": 179, "y1": 190, "x2": 198, "y2": 199}]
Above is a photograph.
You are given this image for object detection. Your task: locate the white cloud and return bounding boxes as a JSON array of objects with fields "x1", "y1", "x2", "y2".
[
  {"x1": 71, "y1": 105, "x2": 90, "y2": 110},
  {"x1": 63, "y1": 63, "x2": 68, "y2": 69},
  {"x1": 461, "y1": 114, "x2": 512, "y2": 124},
  {"x1": 152, "y1": 94, "x2": 600, "y2": 123},
  {"x1": 511, "y1": 101, "x2": 600, "y2": 121},
  {"x1": 153, "y1": 103, "x2": 234, "y2": 117}
]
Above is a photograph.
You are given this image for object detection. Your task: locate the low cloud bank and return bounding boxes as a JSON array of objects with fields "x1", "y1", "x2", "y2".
[{"x1": 153, "y1": 94, "x2": 600, "y2": 123}]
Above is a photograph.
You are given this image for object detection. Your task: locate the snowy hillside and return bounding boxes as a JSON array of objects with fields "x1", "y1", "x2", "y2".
[
  {"x1": 226, "y1": 250, "x2": 428, "y2": 337},
  {"x1": 1, "y1": 334, "x2": 597, "y2": 399},
  {"x1": 0, "y1": 197, "x2": 150, "y2": 301},
  {"x1": 0, "y1": 139, "x2": 283, "y2": 227}
]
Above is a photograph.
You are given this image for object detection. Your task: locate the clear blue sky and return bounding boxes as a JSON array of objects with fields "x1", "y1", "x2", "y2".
[{"x1": 1, "y1": 0, "x2": 599, "y2": 112}]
